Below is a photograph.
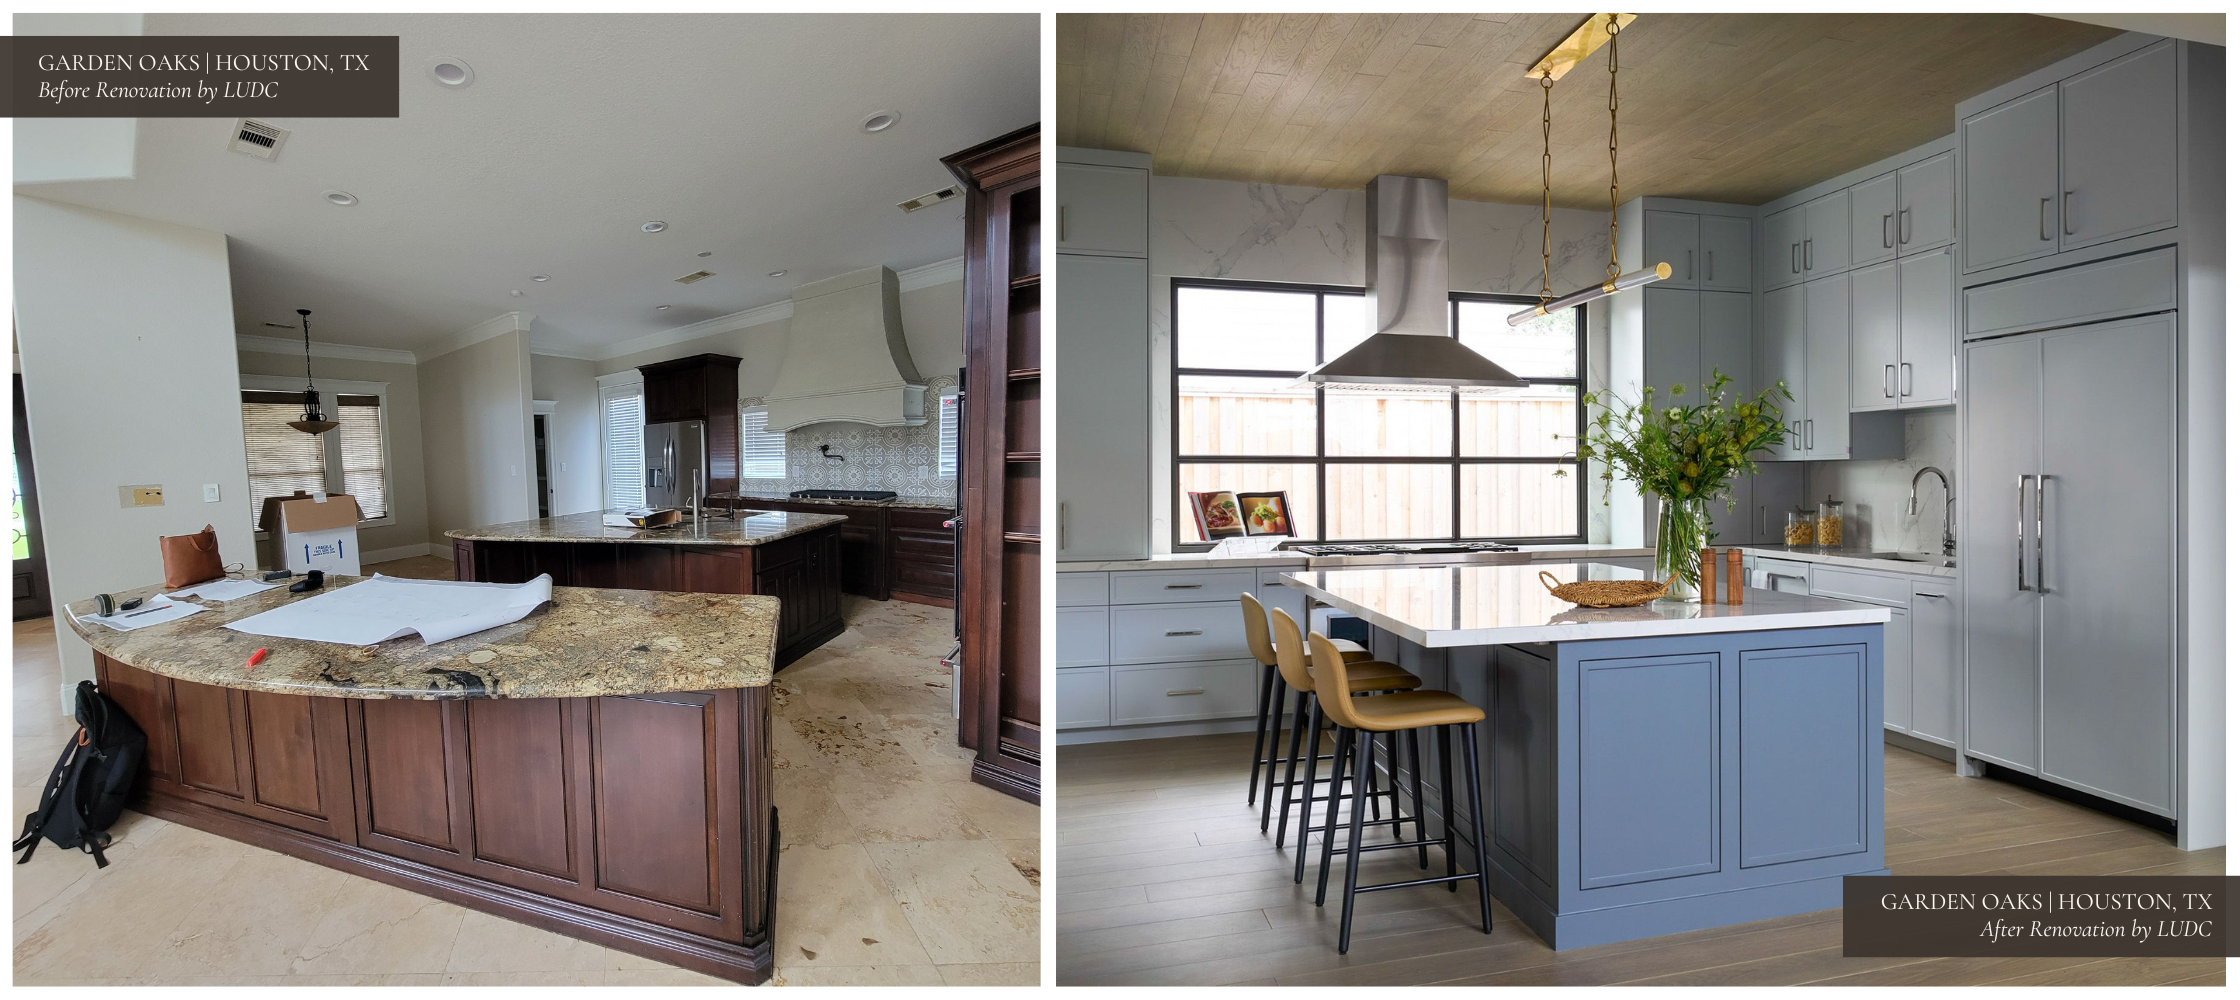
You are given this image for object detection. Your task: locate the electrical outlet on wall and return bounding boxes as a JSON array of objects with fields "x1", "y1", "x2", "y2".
[
  {"x1": 203, "y1": 483, "x2": 221, "y2": 503},
  {"x1": 119, "y1": 485, "x2": 163, "y2": 507}
]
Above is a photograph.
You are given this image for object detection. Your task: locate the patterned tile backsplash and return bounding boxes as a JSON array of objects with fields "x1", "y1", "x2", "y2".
[{"x1": 738, "y1": 419, "x2": 957, "y2": 503}]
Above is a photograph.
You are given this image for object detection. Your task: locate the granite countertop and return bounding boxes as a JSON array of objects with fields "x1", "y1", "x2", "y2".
[
  {"x1": 1280, "y1": 561, "x2": 1890, "y2": 648},
  {"x1": 1737, "y1": 545, "x2": 1957, "y2": 578},
  {"x1": 63, "y1": 576, "x2": 778, "y2": 700},
  {"x1": 712, "y1": 491, "x2": 956, "y2": 511},
  {"x1": 1057, "y1": 543, "x2": 1657, "y2": 572},
  {"x1": 446, "y1": 509, "x2": 845, "y2": 545}
]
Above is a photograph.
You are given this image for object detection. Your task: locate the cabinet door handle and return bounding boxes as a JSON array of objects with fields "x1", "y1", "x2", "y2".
[
  {"x1": 1900, "y1": 362, "x2": 1913, "y2": 397},
  {"x1": 2016, "y1": 474, "x2": 2030, "y2": 592},
  {"x1": 1163, "y1": 583, "x2": 1203, "y2": 590},
  {"x1": 1805, "y1": 419, "x2": 1814, "y2": 451},
  {"x1": 2034, "y1": 474, "x2": 2049, "y2": 595},
  {"x1": 1884, "y1": 364, "x2": 1896, "y2": 398},
  {"x1": 2061, "y1": 191, "x2": 2075, "y2": 236},
  {"x1": 1804, "y1": 238, "x2": 1813, "y2": 271},
  {"x1": 1686, "y1": 249, "x2": 1694, "y2": 279},
  {"x1": 1164, "y1": 629, "x2": 1203, "y2": 637},
  {"x1": 1058, "y1": 501, "x2": 1067, "y2": 550},
  {"x1": 1914, "y1": 592, "x2": 1947, "y2": 600},
  {"x1": 1706, "y1": 250, "x2": 1715, "y2": 281},
  {"x1": 2038, "y1": 197, "x2": 2052, "y2": 241},
  {"x1": 1165, "y1": 688, "x2": 1206, "y2": 697},
  {"x1": 1883, "y1": 213, "x2": 1893, "y2": 249},
  {"x1": 1791, "y1": 242, "x2": 1800, "y2": 274},
  {"x1": 1058, "y1": 204, "x2": 1067, "y2": 243},
  {"x1": 1900, "y1": 208, "x2": 1912, "y2": 245}
]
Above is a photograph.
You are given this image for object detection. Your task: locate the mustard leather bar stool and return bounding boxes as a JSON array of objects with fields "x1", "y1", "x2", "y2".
[
  {"x1": 1308, "y1": 631, "x2": 1492, "y2": 955},
  {"x1": 1240, "y1": 592, "x2": 1385, "y2": 813},
  {"x1": 1265, "y1": 607, "x2": 1421, "y2": 869}
]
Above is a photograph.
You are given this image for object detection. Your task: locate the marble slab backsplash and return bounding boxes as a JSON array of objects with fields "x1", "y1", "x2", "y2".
[
  {"x1": 737, "y1": 419, "x2": 956, "y2": 503},
  {"x1": 1802, "y1": 409, "x2": 1957, "y2": 554}
]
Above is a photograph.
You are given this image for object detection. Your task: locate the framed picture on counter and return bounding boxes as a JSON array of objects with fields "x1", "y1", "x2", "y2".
[
  {"x1": 1236, "y1": 492, "x2": 1294, "y2": 537},
  {"x1": 1188, "y1": 490, "x2": 1245, "y2": 540}
]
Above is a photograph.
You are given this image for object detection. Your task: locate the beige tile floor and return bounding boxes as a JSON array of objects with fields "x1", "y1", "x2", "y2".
[{"x1": 13, "y1": 556, "x2": 1041, "y2": 986}]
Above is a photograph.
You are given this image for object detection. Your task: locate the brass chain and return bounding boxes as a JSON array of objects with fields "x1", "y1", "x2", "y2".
[
  {"x1": 1539, "y1": 70, "x2": 1554, "y2": 307},
  {"x1": 1606, "y1": 13, "x2": 1622, "y2": 280}
]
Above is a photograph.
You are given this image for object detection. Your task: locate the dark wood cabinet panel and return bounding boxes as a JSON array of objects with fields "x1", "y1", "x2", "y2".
[
  {"x1": 244, "y1": 691, "x2": 323, "y2": 817},
  {"x1": 638, "y1": 354, "x2": 742, "y2": 493},
  {"x1": 98, "y1": 656, "x2": 175, "y2": 783},
  {"x1": 674, "y1": 546, "x2": 752, "y2": 595},
  {"x1": 465, "y1": 699, "x2": 574, "y2": 879},
  {"x1": 172, "y1": 680, "x2": 243, "y2": 797},
  {"x1": 591, "y1": 693, "x2": 723, "y2": 913},
  {"x1": 358, "y1": 698, "x2": 458, "y2": 852}
]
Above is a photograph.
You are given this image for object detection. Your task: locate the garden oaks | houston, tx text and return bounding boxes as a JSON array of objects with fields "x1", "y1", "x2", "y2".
[{"x1": 34, "y1": 51, "x2": 380, "y2": 105}]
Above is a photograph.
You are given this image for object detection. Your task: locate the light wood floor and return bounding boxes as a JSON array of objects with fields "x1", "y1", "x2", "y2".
[{"x1": 1056, "y1": 731, "x2": 2225, "y2": 987}]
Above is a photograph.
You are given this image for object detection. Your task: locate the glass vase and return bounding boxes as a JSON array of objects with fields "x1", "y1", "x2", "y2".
[{"x1": 1653, "y1": 495, "x2": 1710, "y2": 601}]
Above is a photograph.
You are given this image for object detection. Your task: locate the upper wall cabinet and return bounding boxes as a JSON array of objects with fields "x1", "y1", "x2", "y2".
[
  {"x1": 1800, "y1": 191, "x2": 1850, "y2": 280},
  {"x1": 1642, "y1": 211, "x2": 1699, "y2": 288},
  {"x1": 1761, "y1": 206, "x2": 1803, "y2": 290},
  {"x1": 1963, "y1": 39, "x2": 2177, "y2": 273},
  {"x1": 1847, "y1": 172, "x2": 1898, "y2": 267},
  {"x1": 1896, "y1": 151, "x2": 1955, "y2": 254},
  {"x1": 1699, "y1": 216, "x2": 1753, "y2": 292},
  {"x1": 1643, "y1": 211, "x2": 1751, "y2": 292},
  {"x1": 1055, "y1": 162, "x2": 1150, "y2": 257}
]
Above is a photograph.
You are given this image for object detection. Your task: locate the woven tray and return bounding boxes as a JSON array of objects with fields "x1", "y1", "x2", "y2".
[{"x1": 1538, "y1": 570, "x2": 1678, "y2": 608}]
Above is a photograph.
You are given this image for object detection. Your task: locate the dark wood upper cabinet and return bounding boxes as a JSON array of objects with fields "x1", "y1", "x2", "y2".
[
  {"x1": 944, "y1": 124, "x2": 1040, "y2": 805},
  {"x1": 639, "y1": 353, "x2": 742, "y2": 493}
]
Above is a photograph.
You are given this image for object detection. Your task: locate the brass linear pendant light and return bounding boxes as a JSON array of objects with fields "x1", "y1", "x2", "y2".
[{"x1": 1507, "y1": 13, "x2": 1669, "y2": 327}]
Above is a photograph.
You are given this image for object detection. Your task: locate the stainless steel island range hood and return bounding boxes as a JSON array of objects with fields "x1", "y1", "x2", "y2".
[{"x1": 1297, "y1": 175, "x2": 1527, "y2": 394}]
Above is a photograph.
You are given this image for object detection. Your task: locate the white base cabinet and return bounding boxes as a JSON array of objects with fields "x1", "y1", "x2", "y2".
[{"x1": 1058, "y1": 566, "x2": 1297, "y2": 743}]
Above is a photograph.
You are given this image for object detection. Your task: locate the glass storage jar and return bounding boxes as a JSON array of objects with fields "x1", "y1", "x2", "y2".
[
  {"x1": 1784, "y1": 508, "x2": 1816, "y2": 548},
  {"x1": 1816, "y1": 496, "x2": 1846, "y2": 549}
]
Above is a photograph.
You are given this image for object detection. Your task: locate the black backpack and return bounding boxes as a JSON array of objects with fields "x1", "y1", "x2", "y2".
[{"x1": 14, "y1": 680, "x2": 146, "y2": 868}]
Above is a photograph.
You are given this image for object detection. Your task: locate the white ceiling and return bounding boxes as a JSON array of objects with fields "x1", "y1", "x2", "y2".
[{"x1": 17, "y1": 12, "x2": 1038, "y2": 357}]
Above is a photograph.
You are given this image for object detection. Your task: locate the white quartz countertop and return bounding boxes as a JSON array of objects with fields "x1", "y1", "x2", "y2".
[
  {"x1": 1735, "y1": 545, "x2": 1957, "y2": 578},
  {"x1": 1280, "y1": 561, "x2": 1891, "y2": 648},
  {"x1": 1057, "y1": 544, "x2": 1655, "y2": 573}
]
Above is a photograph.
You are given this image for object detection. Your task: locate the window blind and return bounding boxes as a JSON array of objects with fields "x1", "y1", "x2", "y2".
[
  {"x1": 335, "y1": 395, "x2": 388, "y2": 519},
  {"x1": 739, "y1": 406, "x2": 785, "y2": 479},
  {"x1": 603, "y1": 391, "x2": 646, "y2": 509},
  {"x1": 937, "y1": 391, "x2": 960, "y2": 477},
  {"x1": 240, "y1": 391, "x2": 330, "y2": 528}
]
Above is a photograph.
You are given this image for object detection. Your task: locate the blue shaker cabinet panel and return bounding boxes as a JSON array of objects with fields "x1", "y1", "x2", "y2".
[
  {"x1": 1738, "y1": 645, "x2": 1870, "y2": 868},
  {"x1": 1490, "y1": 644, "x2": 1558, "y2": 892},
  {"x1": 1575, "y1": 652, "x2": 1722, "y2": 889}
]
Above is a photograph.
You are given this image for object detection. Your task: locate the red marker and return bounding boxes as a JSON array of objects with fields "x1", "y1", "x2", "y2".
[{"x1": 246, "y1": 648, "x2": 268, "y2": 670}]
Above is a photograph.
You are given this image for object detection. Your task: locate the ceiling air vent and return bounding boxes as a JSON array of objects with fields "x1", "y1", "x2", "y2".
[
  {"x1": 673, "y1": 270, "x2": 715, "y2": 284},
  {"x1": 898, "y1": 185, "x2": 963, "y2": 213},
  {"x1": 228, "y1": 118, "x2": 291, "y2": 161}
]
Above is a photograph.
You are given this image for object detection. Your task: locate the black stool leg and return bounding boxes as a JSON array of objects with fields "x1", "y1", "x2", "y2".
[
  {"x1": 1293, "y1": 701, "x2": 1327, "y2": 884},
  {"x1": 1337, "y1": 726, "x2": 1374, "y2": 954},
  {"x1": 1273, "y1": 690, "x2": 1308, "y2": 841},
  {"x1": 1364, "y1": 725, "x2": 1382, "y2": 825},
  {"x1": 1247, "y1": 663, "x2": 1276, "y2": 806},
  {"x1": 1384, "y1": 731, "x2": 1405, "y2": 843},
  {"x1": 1315, "y1": 725, "x2": 1354, "y2": 907},
  {"x1": 1407, "y1": 728, "x2": 1428, "y2": 869},
  {"x1": 1438, "y1": 724, "x2": 1457, "y2": 892},
  {"x1": 1460, "y1": 721, "x2": 1493, "y2": 934}
]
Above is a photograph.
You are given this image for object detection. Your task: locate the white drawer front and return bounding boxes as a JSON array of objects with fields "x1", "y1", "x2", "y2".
[
  {"x1": 1109, "y1": 568, "x2": 1259, "y2": 605},
  {"x1": 1056, "y1": 667, "x2": 1111, "y2": 729},
  {"x1": 1255, "y1": 569, "x2": 1310, "y2": 631},
  {"x1": 1111, "y1": 660, "x2": 1258, "y2": 725},
  {"x1": 1109, "y1": 602, "x2": 1249, "y2": 664},
  {"x1": 1056, "y1": 572, "x2": 1110, "y2": 607},
  {"x1": 1057, "y1": 607, "x2": 1110, "y2": 667},
  {"x1": 1809, "y1": 565, "x2": 1910, "y2": 608}
]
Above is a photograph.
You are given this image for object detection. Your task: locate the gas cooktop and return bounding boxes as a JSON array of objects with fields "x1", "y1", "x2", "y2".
[
  {"x1": 1289, "y1": 542, "x2": 1521, "y2": 556},
  {"x1": 790, "y1": 489, "x2": 898, "y2": 501}
]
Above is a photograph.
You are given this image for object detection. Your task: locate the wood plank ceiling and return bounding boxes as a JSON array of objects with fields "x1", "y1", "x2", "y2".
[{"x1": 1056, "y1": 13, "x2": 2122, "y2": 207}]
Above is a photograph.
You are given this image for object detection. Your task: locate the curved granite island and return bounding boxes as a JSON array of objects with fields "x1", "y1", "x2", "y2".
[
  {"x1": 448, "y1": 509, "x2": 846, "y2": 668},
  {"x1": 66, "y1": 577, "x2": 783, "y2": 984},
  {"x1": 1281, "y1": 561, "x2": 1893, "y2": 952}
]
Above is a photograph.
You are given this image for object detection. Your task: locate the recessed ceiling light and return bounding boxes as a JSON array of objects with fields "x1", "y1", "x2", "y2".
[
  {"x1": 428, "y1": 57, "x2": 475, "y2": 87},
  {"x1": 323, "y1": 190, "x2": 358, "y2": 206},
  {"x1": 860, "y1": 110, "x2": 900, "y2": 133},
  {"x1": 642, "y1": 221, "x2": 668, "y2": 233},
  {"x1": 530, "y1": 274, "x2": 550, "y2": 282},
  {"x1": 655, "y1": 304, "x2": 672, "y2": 311},
  {"x1": 509, "y1": 289, "x2": 524, "y2": 297},
  {"x1": 697, "y1": 251, "x2": 713, "y2": 258}
]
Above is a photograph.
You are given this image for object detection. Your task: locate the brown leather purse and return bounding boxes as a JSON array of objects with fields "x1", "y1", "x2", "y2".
[{"x1": 159, "y1": 525, "x2": 225, "y2": 589}]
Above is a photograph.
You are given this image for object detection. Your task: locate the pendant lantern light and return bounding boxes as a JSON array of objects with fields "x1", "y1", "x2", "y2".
[
  {"x1": 286, "y1": 308, "x2": 339, "y2": 435},
  {"x1": 1507, "y1": 13, "x2": 1668, "y2": 327}
]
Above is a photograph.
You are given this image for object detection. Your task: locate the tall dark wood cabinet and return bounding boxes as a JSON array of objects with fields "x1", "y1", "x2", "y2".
[
  {"x1": 638, "y1": 353, "x2": 742, "y2": 494},
  {"x1": 944, "y1": 124, "x2": 1041, "y2": 804}
]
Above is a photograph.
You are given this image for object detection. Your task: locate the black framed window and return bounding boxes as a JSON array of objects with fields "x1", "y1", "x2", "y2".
[{"x1": 1172, "y1": 278, "x2": 1587, "y2": 550}]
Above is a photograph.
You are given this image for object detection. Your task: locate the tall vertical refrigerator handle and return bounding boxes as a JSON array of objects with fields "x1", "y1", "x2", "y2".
[
  {"x1": 1057, "y1": 501, "x2": 1067, "y2": 550},
  {"x1": 2034, "y1": 475, "x2": 2049, "y2": 595},
  {"x1": 2024, "y1": 475, "x2": 2042, "y2": 591}
]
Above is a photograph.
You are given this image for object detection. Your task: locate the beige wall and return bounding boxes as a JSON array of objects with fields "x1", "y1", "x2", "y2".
[
  {"x1": 418, "y1": 331, "x2": 537, "y2": 546},
  {"x1": 236, "y1": 350, "x2": 430, "y2": 557},
  {"x1": 528, "y1": 353, "x2": 602, "y2": 515},
  {"x1": 15, "y1": 196, "x2": 255, "y2": 694},
  {"x1": 593, "y1": 279, "x2": 966, "y2": 387}
]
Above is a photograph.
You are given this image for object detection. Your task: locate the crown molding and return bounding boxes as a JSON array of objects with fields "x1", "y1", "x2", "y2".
[
  {"x1": 420, "y1": 311, "x2": 534, "y2": 361},
  {"x1": 594, "y1": 298, "x2": 792, "y2": 362},
  {"x1": 896, "y1": 255, "x2": 964, "y2": 292},
  {"x1": 527, "y1": 344, "x2": 602, "y2": 361},
  {"x1": 236, "y1": 334, "x2": 417, "y2": 366},
  {"x1": 594, "y1": 368, "x2": 644, "y2": 388}
]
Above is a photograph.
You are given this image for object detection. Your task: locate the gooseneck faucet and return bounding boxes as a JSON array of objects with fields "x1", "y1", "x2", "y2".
[{"x1": 1907, "y1": 465, "x2": 1955, "y2": 558}]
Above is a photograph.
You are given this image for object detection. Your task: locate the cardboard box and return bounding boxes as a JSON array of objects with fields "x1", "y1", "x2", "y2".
[{"x1": 257, "y1": 491, "x2": 363, "y2": 576}]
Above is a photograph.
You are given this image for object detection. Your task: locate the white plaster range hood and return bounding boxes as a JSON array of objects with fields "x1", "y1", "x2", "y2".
[{"x1": 763, "y1": 265, "x2": 927, "y2": 431}]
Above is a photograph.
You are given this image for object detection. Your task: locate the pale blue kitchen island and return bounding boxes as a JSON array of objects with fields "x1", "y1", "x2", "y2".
[{"x1": 1281, "y1": 562, "x2": 1893, "y2": 950}]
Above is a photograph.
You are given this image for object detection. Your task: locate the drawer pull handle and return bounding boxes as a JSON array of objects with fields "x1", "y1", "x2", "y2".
[
  {"x1": 1163, "y1": 583, "x2": 1203, "y2": 590},
  {"x1": 1165, "y1": 689, "x2": 1205, "y2": 697},
  {"x1": 1164, "y1": 629, "x2": 1203, "y2": 637}
]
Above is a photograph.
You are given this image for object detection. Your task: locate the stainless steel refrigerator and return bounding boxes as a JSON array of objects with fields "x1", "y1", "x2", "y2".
[{"x1": 642, "y1": 419, "x2": 708, "y2": 511}]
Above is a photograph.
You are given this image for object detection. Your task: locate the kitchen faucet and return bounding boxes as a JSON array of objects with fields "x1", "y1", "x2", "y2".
[{"x1": 1907, "y1": 465, "x2": 1955, "y2": 558}]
